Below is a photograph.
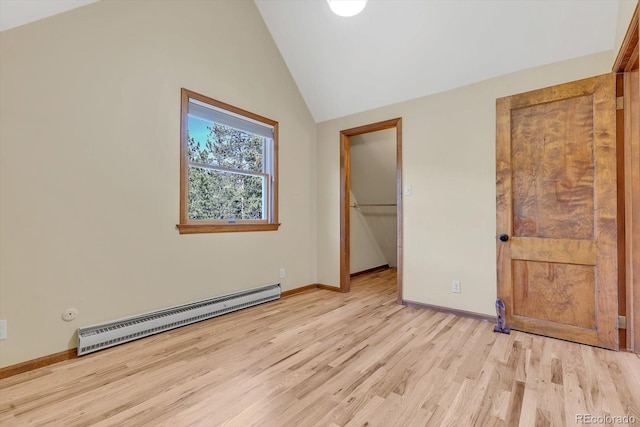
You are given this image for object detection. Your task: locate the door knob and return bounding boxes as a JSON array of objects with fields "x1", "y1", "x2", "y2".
[{"x1": 499, "y1": 234, "x2": 509, "y2": 242}]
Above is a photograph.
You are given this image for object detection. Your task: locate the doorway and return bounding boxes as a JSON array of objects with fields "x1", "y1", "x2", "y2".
[{"x1": 340, "y1": 118, "x2": 403, "y2": 303}]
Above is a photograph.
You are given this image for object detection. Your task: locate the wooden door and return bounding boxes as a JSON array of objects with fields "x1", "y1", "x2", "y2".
[{"x1": 496, "y1": 73, "x2": 619, "y2": 350}]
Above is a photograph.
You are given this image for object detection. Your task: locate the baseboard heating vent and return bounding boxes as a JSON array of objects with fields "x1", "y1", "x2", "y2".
[{"x1": 77, "y1": 283, "x2": 280, "y2": 356}]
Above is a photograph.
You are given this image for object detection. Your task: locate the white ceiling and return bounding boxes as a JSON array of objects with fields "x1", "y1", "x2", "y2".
[
  {"x1": 0, "y1": 0, "x2": 98, "y2": 32},
  {"x1": 256, "y1": 0, "x2": 621, "y2": 122},
  {"x1": 0, "y1": 0, "x2": 624, "y2": 123}
]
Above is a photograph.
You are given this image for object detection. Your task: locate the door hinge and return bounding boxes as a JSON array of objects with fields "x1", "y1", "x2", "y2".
[
  {"x1": 618, "y1": 315, "x2": 627, "y2": 330},
  {"x1": 616, "y1": 96, "x2": 624, "y2": 110}
]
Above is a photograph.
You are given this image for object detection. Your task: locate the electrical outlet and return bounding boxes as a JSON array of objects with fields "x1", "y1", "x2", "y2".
[
  {"x1": 279, "y1": 268, "x2": 286, "y2": 279},
  {"x1": 0, "y1": 320, "x2": 6, "y2": 340},
  {"x1": 452, "y1": 280, "x2": 461, "y2": 293}
]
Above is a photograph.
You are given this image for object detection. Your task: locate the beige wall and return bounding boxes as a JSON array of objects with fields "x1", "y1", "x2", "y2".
[
  {"x1": 614, "y1": 0, "x2": 638, "y2": 63},
  {"x1": 316, "y1": 51, "x2": 614, "y2": 313},
  {"x1": 0, "y1": 0, "x2": 317, "y2": 367},
  {"x1": 349, "y1": 191, "x2": 387, "y2": 274}
]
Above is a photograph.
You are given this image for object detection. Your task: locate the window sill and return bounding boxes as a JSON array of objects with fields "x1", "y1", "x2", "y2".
[{"x1": 176, "y1": 223, "x2": 281, "y2": 234}]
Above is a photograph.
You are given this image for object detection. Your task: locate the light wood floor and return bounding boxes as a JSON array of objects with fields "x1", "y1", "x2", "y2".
[{"x1": 1, "y1": 269, "x2": 639, "y2": 426}]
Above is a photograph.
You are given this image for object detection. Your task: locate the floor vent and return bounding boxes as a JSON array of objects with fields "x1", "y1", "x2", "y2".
[{"x1": 77, "y1": 283, "x2": 280, "y2": 356}]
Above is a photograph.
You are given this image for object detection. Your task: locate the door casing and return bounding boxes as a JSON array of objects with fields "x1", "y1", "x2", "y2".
[{"x1": 614, "y1": 0, "x2": 639, "y2": 353}]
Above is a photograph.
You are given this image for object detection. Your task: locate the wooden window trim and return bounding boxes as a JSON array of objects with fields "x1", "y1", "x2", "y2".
[
  {"x1": 177, "y1": 223, "x2": 280, "y2": 234},
  {"x1": 178, "y1": 88, "x2": 280, "y2": 234}
]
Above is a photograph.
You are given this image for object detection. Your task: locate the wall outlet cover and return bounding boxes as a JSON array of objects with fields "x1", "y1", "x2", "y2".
[{"x1": 452, "y1": 280, "x2": 462, "y2": 293}]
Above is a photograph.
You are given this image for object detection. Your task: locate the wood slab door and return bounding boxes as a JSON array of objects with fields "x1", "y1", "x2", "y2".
[{"x1": 496, "y1": 73, "x2": 619, "y2": 350}]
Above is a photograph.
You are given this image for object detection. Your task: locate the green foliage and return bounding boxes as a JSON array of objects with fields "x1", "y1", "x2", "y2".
[{"x1": 187, "y1": 124, "x2": 265, "y2": 221}]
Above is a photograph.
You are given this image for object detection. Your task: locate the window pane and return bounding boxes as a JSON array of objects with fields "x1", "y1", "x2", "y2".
[
  {"x1": 187, "y1": 117, "x2": 264, "y2": 173},
  {"x1": 188, "y1": 99, "x2": 274, "y2": 139},
  {"x1": 188, "y1": 166, "x2": 265, "y2": 221}
]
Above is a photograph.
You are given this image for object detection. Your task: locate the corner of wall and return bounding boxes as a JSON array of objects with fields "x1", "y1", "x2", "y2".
[{"x1": 614, "y1": 0, "x2": 639, "y2": 63}]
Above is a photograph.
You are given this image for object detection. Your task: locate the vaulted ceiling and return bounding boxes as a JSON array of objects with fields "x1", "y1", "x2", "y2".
[
  {"x1": 0, "y1": 0, "x2": 626, "y2": 122},
  {"x1": 0, "y1": 0, "x2": 98, "y2": 32},
  {"x1": 255, "y1": 0, "x2": 621, "y2": 122}
]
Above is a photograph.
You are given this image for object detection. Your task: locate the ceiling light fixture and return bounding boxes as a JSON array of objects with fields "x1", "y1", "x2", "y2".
[{"x1": 327, "y1": 0, "x2": 367, "y2": 17}]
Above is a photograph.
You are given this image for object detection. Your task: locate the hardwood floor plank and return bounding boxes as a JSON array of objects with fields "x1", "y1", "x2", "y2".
[{"x1": 1, "y1": 269, "x2": 639, "y2": 426}]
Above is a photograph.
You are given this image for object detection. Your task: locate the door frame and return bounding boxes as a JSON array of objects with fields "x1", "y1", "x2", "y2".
[
  {"x1": 614, "y1": 0, "x2": 639, "y2": 353},
  {"x1": 339, "y1": 118, "x2": 403, "y2": 303}
]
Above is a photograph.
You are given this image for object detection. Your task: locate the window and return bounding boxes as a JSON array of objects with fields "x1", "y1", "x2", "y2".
[{"x1": 178, "y1": 88, "x2": 279, "y2": 234}]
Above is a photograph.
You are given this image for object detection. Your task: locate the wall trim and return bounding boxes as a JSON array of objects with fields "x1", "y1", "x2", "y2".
[
  {"x1": 282, "y1": 283, "x2": 342, "y2": 296},
  {"x1": 281, "y1": 284, "x2": 318, "y2": 298},
  {"x1": 402, "y1": 299, "x2": 496, "y2": 323},
  {"x1": 316, "y1": 284, "x2": 341, "y2": 292},
  {"x1": 0, "y1": 349, "x2": 77, "y2": 380},
  {"x1": 350, "y1": 264, "x2": 389, "y2": 278}
]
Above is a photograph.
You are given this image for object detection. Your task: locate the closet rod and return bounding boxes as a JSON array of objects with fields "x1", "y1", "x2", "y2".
[{"x1": 350, "y1": 203, "x2": 397, "y2": 207}]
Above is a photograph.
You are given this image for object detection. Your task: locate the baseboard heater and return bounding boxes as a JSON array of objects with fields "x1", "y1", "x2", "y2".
[{"x1": 77, "y1": 283, "x2": 281, "y2": 356}]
